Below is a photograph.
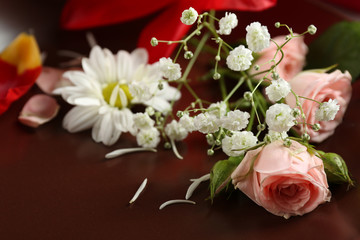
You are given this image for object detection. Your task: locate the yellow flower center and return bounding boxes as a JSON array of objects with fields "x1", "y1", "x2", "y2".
[{"x1": 102, "y1": 82, "x2": 133, "y2": 109}]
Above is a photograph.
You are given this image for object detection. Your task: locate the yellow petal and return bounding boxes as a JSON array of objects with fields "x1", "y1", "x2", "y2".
[{"x1": 0, "y1": 33, "x2": 41, "y2": 74}]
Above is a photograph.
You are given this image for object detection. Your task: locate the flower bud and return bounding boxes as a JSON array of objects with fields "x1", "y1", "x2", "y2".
[
  {"x1": 271, "y1": 71, "x2": 279, "y2": 80},
  {"x1": 145, "y1": 107, "x2": 155, "y2": 116},
  {"x1": 275, "y1": 22, "x2": 280, "y2": 28},
  {"x1": 312, "y1": 123, "x2": 321, "y2": 131},
  {"x1": 215, "y1": 55, "x2": 221, "y2": 62},
  {"x1": 243, "y1": 91, "x2": 252, "y2": 101},
  {"x1": 158, "y1": 82, "x2": 164, "y2": 90},
  {"x1": 319, "y1": 152, "x2": 353, "y2": 186},
  {"x1": 184, "y1": 51, "x2": 193, "y2": 59},
  {"x1": 291, "y1": 108, "x2": 301, "y2": 118},
  {"x1": 213, "y1": 72, "x2": 221, "y2": 80},
  {"x1": 254, "y1": 64, "x2": 260, "y2": 71},
  {"x1": 207, "y1": 149, "x2": 214, "y2": 156},
  {"x1": 301, "y1": 133, "x2": 310, "y2": 141},
  {"x1": 176, "y1": 111, "x2": 184, "y2": 118},
  {"x1": 164, "y1": 142, "x2": 171, "y2": 149},
  {"x1": 257, "y1": 124, "x2": 266, "y2": 131},
  {"x1": 150, "y1": 37, "x2": 158, "y2": 47},
  {"x1": 308, "y1": 24, "x2": 317, "y2": 35},
  {"x1": 215, "y1": 139, "x2": 221, "y2": 146},
  {"x1": 283, "y1": 138, "x2": 292, "y2": 147}
]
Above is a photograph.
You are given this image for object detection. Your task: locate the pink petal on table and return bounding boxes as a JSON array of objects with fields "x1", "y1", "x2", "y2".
[
  {"x1": 18, "y1": 94, "x2": 60, "y2": 128},
  {"x1": 36, "y1": 67, "x2": 72, "y2": 94}
]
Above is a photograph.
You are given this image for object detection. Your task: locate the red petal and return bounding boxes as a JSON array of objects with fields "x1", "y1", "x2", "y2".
[
  {"x1": 18, "y1": 94, "x2": 59, "y2": 128},
  {"x1": 61, "y1": 0, "x2": 176, "y2": 29},
  {"x1": 138, "y1": 0, "x2": 277, "y2": 63},
  {"x1": 0, "y1": 60, "x2": 42, "y2": 115}
]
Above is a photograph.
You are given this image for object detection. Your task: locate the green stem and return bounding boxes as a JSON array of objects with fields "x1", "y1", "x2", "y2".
[{"x1": 224, "y1": 77, "x2": 245, "y2": 103}]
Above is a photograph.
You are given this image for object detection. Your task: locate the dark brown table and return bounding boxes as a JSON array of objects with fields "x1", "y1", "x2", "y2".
[{"x1": 0, "y1": 0, "x2": 359, "y2": 239}]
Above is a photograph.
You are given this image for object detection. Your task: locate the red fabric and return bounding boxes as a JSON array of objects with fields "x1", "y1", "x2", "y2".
[
  {"x1": 61, "y1": 0, "x2": 277, "y2": 62},
  {"x1": 325, "y1": 0, "x2": 360, "y2": 12},
  {"x1": 0, "y1": 60, "x2": 42, "y2": 115}
]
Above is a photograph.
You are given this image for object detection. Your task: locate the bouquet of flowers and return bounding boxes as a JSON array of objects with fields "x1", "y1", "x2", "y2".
[{"x1": 0, "y1": 3, "x2": 355, "y2": 219}]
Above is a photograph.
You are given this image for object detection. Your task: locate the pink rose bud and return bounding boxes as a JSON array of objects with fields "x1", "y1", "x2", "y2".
[
  {"x1": 249, "y1": 35, "x2": 308, "y2": 81},
  {"x1": 285, "y1": 70, "x2": 352, "y2": 142},
  {"x1": 231, "y1": 140, "x2": 331, "y2": 219}
]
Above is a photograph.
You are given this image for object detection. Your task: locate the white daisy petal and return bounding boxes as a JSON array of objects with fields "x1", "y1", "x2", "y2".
[
  {"x1": 63, "y1": 106, "x2": 100, "y2": 133},
  {"x1": 131, "y1": 48, "x2": 148, "y2": 66}
]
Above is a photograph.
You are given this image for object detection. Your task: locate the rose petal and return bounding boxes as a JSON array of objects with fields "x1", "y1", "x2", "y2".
[
  {"x1": 36, "y1": 67, "x2": 72, "y2": 94},
  {"x1": 18, "y1": 94, "x2": 59, "y2": 128}
]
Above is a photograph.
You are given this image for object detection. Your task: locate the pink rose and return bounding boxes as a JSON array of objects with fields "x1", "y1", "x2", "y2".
[
  {"x1": 231, "y1": 140, "x2": 331, "y2": 219},
  {"x1": 250, "y1": 35, "x2": 308, "y2": 81},
  {"x1": 285, "y1": 70, "x2": 352, "y2": 142}
]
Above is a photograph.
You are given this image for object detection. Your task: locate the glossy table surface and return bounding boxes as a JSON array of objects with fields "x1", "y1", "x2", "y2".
[{"x1": 0, "y1": 0, "x2": 360, "y2": 239}]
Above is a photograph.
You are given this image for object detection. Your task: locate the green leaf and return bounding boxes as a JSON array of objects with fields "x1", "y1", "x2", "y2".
[
  {"x1": 209, "y1": 155, "x2": 244, "y2": 201},
  {"x1": 306, "y1": 21, "x2": 360, "y2": 81},
  {"x1": 317, "y1": 151, "x2": 354, "y2": 187}
]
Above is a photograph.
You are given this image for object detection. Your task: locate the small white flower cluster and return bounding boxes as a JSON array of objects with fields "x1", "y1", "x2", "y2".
[
  {"x1": 180, "y1": 7, "x2": 198, "y2": 25},
  {"x1": 225, "y1": 21, "x2": 270, "y2": 72},
  {"x1": 246, "y1": 22, "x2": 271, "y2": 52},
  {"x1": 222, "y1": 131, "x2": 258, "y2": 157},
  {"x1": 159, "y1": 57, "x2": 182, "y2": 81},
  {"x1": 133, "y1": 113, "x2": 160, "y2": 148},
  {"x1": 315, "y1": 99, "x2": 340, "y2": 121},
  {"x1": 265, "y1": 103, "x2": 295, "y2": 133},
  {"x1": 265, "y1": 78, "x2": 291, "y2": 102},
  {"x1": 217, "y1": 13, "x2": 238, "y2": 35}
]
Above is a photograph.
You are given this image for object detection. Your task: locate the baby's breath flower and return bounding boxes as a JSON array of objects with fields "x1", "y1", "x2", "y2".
[
  {"x1": 220, "y1": 110, "x2": 250, "y2": 131},
  {"x1": 165, "y1": 120, "x2": 188, "y2": 141},
  {"x1": 217, "y1": 12, "x2": 238, "y2": 35},
  {"x1": 315, "y1": 99, "x2": 340, "y2": 121},
  {"x1": 226, "y1": 45, "x2": 253, "y2": 71},
  {"x1": 193, "y1": 112, "x2": 220, "y2": 134},
  {"x1": 246, "y1": 22, "x2": 271, "y2": 52},
  {"x1": 265, "y1": 103, "x2": 295, "y2": 133},
  {"x1": 222, "y1": 131, "x2": 258, "y2": 157},
  {"x1": 180, "y1": 7, "x2": 198, "y2": 25},
  {"x1": 159, "y1": 57, "x2": 182, "y2": 81},
  {"x1": 179, "y1": 113, "x2": 196, "y2": 132},
  {"x1": 208, "y1": 101, "x2": 227, "y2": 118},
  {"x1": 136, "y1": 127, "x2": 160, "y2": 148},
  {"x1": 268, "y1": 130, "x2": 288, "y2": 141},
  {"x1": 265, "y1": 78, "x2": 291, "y2": 102},
  {"x1": 133, "y1": 113, "x2": 155, "y2": 130}
]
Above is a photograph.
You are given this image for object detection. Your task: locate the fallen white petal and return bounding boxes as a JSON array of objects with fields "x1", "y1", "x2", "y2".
[
  {"x1": 129, "y1": 178, "x2": 148, "y2": 204},
  {"x1": 185, "y1": 173, "x2": 210, "y2": 200},
  {"x1": 170, "y1": 138, "x2": 183, "y2": 160},
  {"x1": 159, "y1": 199, "x2": 196, "y2": 210},
  {"x1": 105, "y1": 147, "x2": 157, "y2": 159}
]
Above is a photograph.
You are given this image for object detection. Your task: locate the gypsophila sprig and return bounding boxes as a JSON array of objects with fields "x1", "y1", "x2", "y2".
[
  {"x1": 266, "y1": 103, "x2": 295, "y2": 132},
  {"x1": 246, "y1": 22, "x2": 271, "y2": 52},
  {"x1": 315, "y1": 99, "x2": 340, "y2": 121},
  {"x1": 217, "y1": 12, "x2": 238, "y2": 35},
  {"x1": 181, "y1": 7, "x2": 198, "y2": 25},
  {"x1": 222, "y1": 131, "x2": 258, "y2": 157},
  {"x1": 265, "y1": 78, "x2": 291, "y2": 102},
  {"x1": 226, "y1": 45, "x2": 253, "y2": 71},
  {"x1": 159, "y1": 57, "x2": 182, "y2": 81}
]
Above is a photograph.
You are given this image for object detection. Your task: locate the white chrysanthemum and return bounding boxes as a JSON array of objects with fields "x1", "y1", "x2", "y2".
[
  {"x1": 222, "y1": 131, "x2": 258, "y2": 157},
  {"x1": 165, "y1": 120, "x2": 188, "y2": 141},
  {"x1": 193, "y1": 112, "x2": 220, "y2": 134},
  {"x1": 315, "y1": 99, "x2": 340, "y2": 121},
  {"x1": 246, "y1": 22, "x2": 271, "y2": 52},
  {"x1": 268, "y1": 130, "x2": 288, "y2": 141},
  {"x1": 217, "y1": 12, "x2": 238, "y2": 35},
  {"x1": 265, "y1": 103, "x2": 295, "y2": 133},
  {"x1": 55, "y1": 46, "x2": 180, "y2": 146},
  {"x1": 159, "y1": 57, "x2": 182, "y2": 81},
  {"x1": 180, "y1": 7, "x2": 198, "y2": 25},
  {"x1": 208, "y1": 101, "x2": 227, "y2": 118},
  {"x1": 133, "y1": 113, "x2": 154, "y2": 130},
  {"x1": 179, "y1": 113, "x2": 196, "y2": 132},
  {"x1": 220, "y1": 110, "x2": 250, "y2": 131},
  {"x1": 265, "y1": 78, "x2": 291, "y2": 102},
  {"x1": 136, "y1": 127, "x2": 160, "y2": 148},
  {"x1": 226, "y1": 45, "x2": 254, "y2": 71}
]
